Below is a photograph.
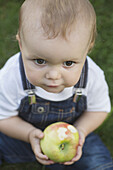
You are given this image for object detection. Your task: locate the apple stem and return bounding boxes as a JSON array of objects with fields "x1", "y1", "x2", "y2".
[{"x1": 61, "y1": 144, "x2": 65, "y2": 150}]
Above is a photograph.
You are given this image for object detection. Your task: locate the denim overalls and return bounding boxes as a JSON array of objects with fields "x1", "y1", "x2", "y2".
[{"x1": 0, "y1": 53, "x2": 113, "y2": 170}]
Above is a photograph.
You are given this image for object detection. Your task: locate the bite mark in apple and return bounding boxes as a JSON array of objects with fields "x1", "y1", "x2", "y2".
[
  {"x1": 57, "y1": 127, "x2": 68, "y2": 140},
  {"x1": 67, "y1": 125, "x2": 77, "y2": 133}
]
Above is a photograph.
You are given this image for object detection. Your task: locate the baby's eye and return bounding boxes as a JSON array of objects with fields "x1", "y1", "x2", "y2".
[
  {"x1": 34, "y1": 59, "x2": 46, "y2": 65},
  {"x1": 63, "y1": 61, "x2": 75, "y2": 67}
]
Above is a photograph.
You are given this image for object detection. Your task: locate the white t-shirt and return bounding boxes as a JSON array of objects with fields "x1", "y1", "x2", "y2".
[{"x1": 0, "y1": 52, "x2": 111, "y2": 120}]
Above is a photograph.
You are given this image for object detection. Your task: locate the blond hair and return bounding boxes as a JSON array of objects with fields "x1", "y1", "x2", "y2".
[{"x1": 18, "y1": 0, "x2": 96, "y2": 51}]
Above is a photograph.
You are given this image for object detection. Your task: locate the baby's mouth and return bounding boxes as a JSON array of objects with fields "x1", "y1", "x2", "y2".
[{"x1": 46, "y1": 85, "x2": 59, "y2": 88}]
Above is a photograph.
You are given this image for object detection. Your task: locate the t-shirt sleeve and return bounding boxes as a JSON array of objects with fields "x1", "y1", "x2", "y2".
[
  {"x1": 0, "y1": 63, "x2": 19, "y2": 120},
  {"x1": 86, "y1": 60, "x2": 111, "y2": 113}
]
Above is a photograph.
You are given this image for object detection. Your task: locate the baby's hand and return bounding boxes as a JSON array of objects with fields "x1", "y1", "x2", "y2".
[
  {"x1": 28, "y1": 128, "x2": 54, "y2": 165},
  {"x1": 62, "y1": 129, "x2": 85, "y2": 165}
]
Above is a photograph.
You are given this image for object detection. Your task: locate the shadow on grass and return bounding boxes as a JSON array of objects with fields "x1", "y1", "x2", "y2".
[{"x1": 1, "y1": 162, "x2": 50, "y2": 170}]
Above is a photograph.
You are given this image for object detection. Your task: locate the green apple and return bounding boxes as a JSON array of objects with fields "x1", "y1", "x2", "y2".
[{"x1": 40, "y1": 122, "x2": 79, "y2": 163}]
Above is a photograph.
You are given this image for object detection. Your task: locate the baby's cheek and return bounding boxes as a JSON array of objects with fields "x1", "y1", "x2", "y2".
[
  {"x1": 65, "y1": 76, "x2": 79, "y2": 86},
  {"x1": 26, "y1": 73, "x2": 38, "y2": 86}
]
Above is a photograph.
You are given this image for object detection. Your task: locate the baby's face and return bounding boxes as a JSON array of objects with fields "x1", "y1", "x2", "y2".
[{"x1": 20, "y1": 25, "x2": 90, "y2": 93}]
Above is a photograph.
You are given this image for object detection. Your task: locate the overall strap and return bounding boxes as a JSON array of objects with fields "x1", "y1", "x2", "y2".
[
  {"x1": 74, "y1": 58, "x2": 88, "y2": 95},
  {"x1": 19, "y1": 52, "x2": 35, "y2": 91},
  {"x1": 72, "y1": 59, "x2": 88, "y2": 102},
  {"x1": 19, "y1": 53, "x2": 36, "y2": 104},
  {"x1": 74, "y1": 59, "x2": 88, "y2": 89}
]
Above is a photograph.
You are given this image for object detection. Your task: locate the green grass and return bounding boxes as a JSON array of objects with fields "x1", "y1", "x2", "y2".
[
  {"x1": 90, "y1": 0, "x2": 113, "y2": 106},
  {"x1": 0, "y1": 0, "x2": 113, "y2": 169}
]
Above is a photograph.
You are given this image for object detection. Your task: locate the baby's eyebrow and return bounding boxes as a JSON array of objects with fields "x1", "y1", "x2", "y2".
[
  {"x1": 27, "y1": 53, "x2": 43, "y2": 59},
  {"x1": 65, "y1": 57, "x2": 77, "y2": 60},
  {"x1": 64, "y1": 56, "x2": 81, "y2": 61}
]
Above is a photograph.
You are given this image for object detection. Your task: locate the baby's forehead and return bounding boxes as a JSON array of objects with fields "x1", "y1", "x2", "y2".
[
  {"x1": 19, "y1": 0, "x2": 95, "y2": 42},
  {"x1": 20, "y1": 1, "x2": 42, "y2": 32}
]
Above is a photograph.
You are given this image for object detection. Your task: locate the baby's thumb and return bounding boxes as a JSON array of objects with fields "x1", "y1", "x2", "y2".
[
  {"x1": 35, "y1": 129, "x2": 44, "y2": 139},
  {"x1": 28, "y1": 128, "x2": 44, "y2": 142}
]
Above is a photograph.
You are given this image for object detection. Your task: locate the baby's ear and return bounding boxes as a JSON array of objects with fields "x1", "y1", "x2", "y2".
[
  {"x1": 88, "y1": 41, "x2": 95, "y2": 53},
  {"x1": 16, "y1": 33, "x2": 22, "y2": 51}
]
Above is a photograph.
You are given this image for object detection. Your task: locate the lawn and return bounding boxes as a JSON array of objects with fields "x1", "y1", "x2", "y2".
[{"x1": 0, "y1": 0, "x2": 113, "y2": 169}]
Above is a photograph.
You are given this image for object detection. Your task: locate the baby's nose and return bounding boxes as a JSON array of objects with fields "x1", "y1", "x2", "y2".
[{"x1": 46, "y1": 69, "x2": 61, "y2": 80}]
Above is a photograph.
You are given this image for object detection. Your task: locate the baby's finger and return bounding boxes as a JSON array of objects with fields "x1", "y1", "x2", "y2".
[
  {"x1": 34, "y1": 144, "x2": 48, "y2": 160},
  {"x1": 63, "y1": 161, "x2": 74, "y2": 165},
  {"x1": 63, "y1": 145, "x2": 82, "y2": 165},
  {"x1": 72, "y1": 145, "x2": 82, "y2": 162},
  {"x1": 36, "y1": 156, "x2": 55, "y2": 165},
  {"x1": 36, "y1": 152, "x2": 49, "y2": 160}
]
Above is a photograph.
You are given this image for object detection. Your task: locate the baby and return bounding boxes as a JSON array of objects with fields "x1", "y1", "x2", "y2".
[{"x1": 0, "y1": 0, "x2": 113, "y2": 169}]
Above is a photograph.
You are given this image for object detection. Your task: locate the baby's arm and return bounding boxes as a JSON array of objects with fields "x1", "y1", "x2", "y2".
[
  {"x1": 63, "y1": 111, "x2": 108, "y2": 165},
  {"x1": 74, "y1": 111, "x2": 108, "y2": 137},
  {"x1": 0, "y1": 116, "x2": 37, "y2": 142},
  {"x1": 0, "y1": 116, "x2": 54, "y2": 165}
]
